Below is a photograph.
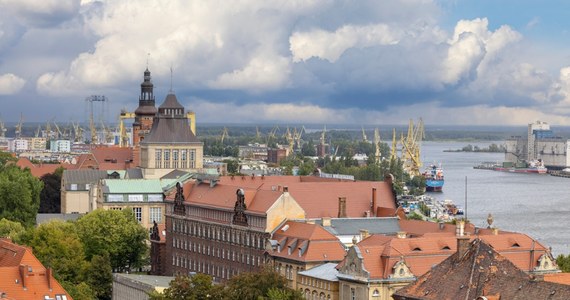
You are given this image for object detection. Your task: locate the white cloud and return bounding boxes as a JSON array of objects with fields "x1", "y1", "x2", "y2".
[
  {"x1": 0, "y1": 0, "x2": 80, "y2": 27},
  {"x1": 0, "y1": 73, "x2": 25, "y2": 95},
  {"x1": 290, "y1": 24, "x2": 401, "y2": 62}
]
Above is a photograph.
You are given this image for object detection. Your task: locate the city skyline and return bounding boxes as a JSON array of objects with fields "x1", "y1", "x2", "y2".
[{"x1": 1, "y1": 0, "x2": 570, "y2": 125}]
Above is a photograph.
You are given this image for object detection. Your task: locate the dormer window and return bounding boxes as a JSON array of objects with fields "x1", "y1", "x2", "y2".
[
  {"x1": 412, "y1": 247, "x2": 422, "y2": 251},
  {"x1": 372, "y1": 289, "x2": 380, "y2": 297}
]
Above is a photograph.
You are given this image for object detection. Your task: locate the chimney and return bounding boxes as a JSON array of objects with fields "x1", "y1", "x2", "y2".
[
  {"x1": 338, "y1": 197, "x2": 347, "y2": 218},
  {"x1": 397, "y1": 231, "x2": 407, "y2": 239},
  {"x1": 456, "y1": 236, "x2": 470, "y2": 259},
  {"x1": 322, "y1": 217, "x2": 331, "y2": 227},
  {"x1": 492, "y1": 227, "x2": 499, "y2": 235},
  {"x1": 18, "y1": 265, "x2": 28, "y2": 289},
  {"x1": 438, "y1": 221, "x2": 445, "y2": 230},
  {"x1": 455, "y1": 220, "x2": 465, "y2": 237},
  {"x1": 46, "y1": 268, "x2": 52, "y2": 289},
  {"x1": 359, "y1": 229, "x2": 370, "y2": 240},
  {"x1": 371, "y1": 188, "x2": 377, "y2": 217}
]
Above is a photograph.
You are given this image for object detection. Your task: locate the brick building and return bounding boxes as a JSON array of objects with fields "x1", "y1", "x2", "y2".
[{"x1": 154, "y1": 175, "x2": 395, "y2": 280}]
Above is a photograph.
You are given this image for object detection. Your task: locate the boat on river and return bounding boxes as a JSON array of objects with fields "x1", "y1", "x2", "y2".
[
  {"x1": 474, "y1": 160, "x2": 547, "y2": 174},
  {"x1": 423, "y1": 164, "x2": 444, "y2": 192}
]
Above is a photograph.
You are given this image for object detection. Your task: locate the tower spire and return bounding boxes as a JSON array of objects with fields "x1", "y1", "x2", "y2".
[{"x1": 169, "y1": 65, "x2": 173, "y2": 93}]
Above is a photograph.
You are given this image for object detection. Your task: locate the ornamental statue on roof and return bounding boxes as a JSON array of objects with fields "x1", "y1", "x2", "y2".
[
  {"x1": 173, "y1": 182, "x2": 186, "y2": 215},
  {"x1": 232, "y1": 188, "x2": 248, "y2": 226}
]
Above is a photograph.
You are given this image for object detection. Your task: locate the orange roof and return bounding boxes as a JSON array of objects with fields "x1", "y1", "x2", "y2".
[
  {"x1": 16, "y1": 157, "x2": 67, "y2": 178},
  {"x1": 270, "y1": 221, "x2": 347, "y2": 262},
  {"x1": 544, "y1": 273, "x2": 570, "y2": 285},
  {"x1": 0, "y1": 239, "x2": 72, "y2": 299},
  {"x1": 348, "y1": 231, "x2": 551, "y2": 280},
  {"x1": 170, "y1": 176, "x2": 395, "y2": 218}
]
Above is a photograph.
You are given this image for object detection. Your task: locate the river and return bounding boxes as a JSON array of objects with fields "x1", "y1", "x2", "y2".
[{"x1": 421, "y1": 141, "x2": 570, "y2": 256}]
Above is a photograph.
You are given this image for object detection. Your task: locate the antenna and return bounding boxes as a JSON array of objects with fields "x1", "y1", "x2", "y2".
[
  {"x1": 464, "y1": 176, "x2": 468, "y2": 221},
  {"x1": 169, "y1": 65, "x2": 173, "y2": 93},
  {"x1": 146, "y1": 53, "x2": 150, "y2": 69}
]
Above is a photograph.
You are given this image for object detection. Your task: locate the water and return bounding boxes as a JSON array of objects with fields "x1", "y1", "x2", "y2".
[{"x1": 421, "y1": 141, "x2": 570, "y2": 256}]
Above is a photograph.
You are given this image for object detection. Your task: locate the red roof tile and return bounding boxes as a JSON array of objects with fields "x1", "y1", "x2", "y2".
[{"x1": 0, "y1": 239, "x2": 72, "y2": 299}]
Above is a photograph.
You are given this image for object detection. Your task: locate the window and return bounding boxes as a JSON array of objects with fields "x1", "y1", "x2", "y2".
[
  {"x1": 150, "y1": 207, "x2": 162, "y2": 223},
  {"x1": 372, "y1": 289, "x2": 380, "y2": 297},
  {"x1": 164, "y1": 150, "x2": 170, "y2": 168},
  {"x1": 148, "y1": 194, "x2": 163, "y2": 202},
  {"x1": 128, "y1": 194, "x2": 144, "y2": 202},
  {"x1": 132, "y1": 207, "x2": 142, "y2": 222},
  {"x1": 189, "y1": 149, "x2": 196, "y2": 168},
  {"x1": 155, "y1": 149, "x2": 162, "y2": 168},
  {"x1": 173, "y1": 150, "x2": 179, "y2": 169},
  {"x1": 181, "y1": 150, "x2": 187, "y2": 168},
  {"x1": 85, "y1": 184, "x2": 90, "y2": 190},
  {"x1": 107, "y1": 195, "x2": 123, "y2": 202},
  {"x1": 70, "y1": 184, "x2": 77, "y2": 191}
]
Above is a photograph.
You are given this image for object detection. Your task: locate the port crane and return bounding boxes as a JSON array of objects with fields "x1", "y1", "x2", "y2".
[
  {"x1": 390, "y1": 128, "x2": 398, "y2": 160},
  {"x1": 0, "y1": 117, "x2": 6, "y2": 138},
  {"x1": 362, "y1": 126, "x2": 368, "y2": 143},
  {"x1": 15, "y1": 113, "x2": 23, "y2": 139},
  {"x1": 220, "y1": 127, "x2": 229, "y2": 144},
  {"x1": 400, "y1": 118, "x2": 424, "y2": 176},
  {"x1": 374, "y1": 128, "x2": 381, "y2": 162}
]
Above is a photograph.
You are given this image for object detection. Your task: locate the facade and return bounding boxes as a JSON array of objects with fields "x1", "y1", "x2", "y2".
[
  {"x1": 112, "y1": 273, "x2": 173, "y2": 300},
  {"x1": 267, "y1": 221, "x2": 347, "y2": 289},
  {"x1": 97, "y1": 178, "x2": 168, "y2": 229},
  {"x1": 51, "y1": 140, "x2": 71, "y2": 153},
  {"x1": 140, "y1": 92, "x2": 203, "y2": 179},
  {"x1": 61, "y1": 169, "x2": 108, "y2": 214},
  {"x1": 0, "y1": 238, "x2": 73, "y2": 300},
  {"x1": 156, "y1": 175, "x2": 396, "y2": 280},
  {"x1": 267, "y1": 148, "x2": 288, "y2": 164},
  {"x1": 297, "y1": 263, "x2": 340, "y2": 300}
]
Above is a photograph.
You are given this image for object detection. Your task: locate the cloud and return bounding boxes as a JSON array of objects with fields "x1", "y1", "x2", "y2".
[
  {"x1": 290, "y1": 24, "x2": 401, "y2": 63},
  {"x1": 0, "y1": 73, "x2": 25, "y2": 95},
  {"x1": 0, "y1": 0, "x2": 80, "y2": 27}
]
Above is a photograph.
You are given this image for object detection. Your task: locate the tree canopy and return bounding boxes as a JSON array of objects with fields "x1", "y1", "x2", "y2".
[
  {"x1": 39, "y1": 167, "x2": 64, "y2": 213},
  {"x1": 75, "y1": 209, "x2": 148, "y2": 272},
  {"x1": 0, "y1": 164, "x2": 42, "y2": 227}
]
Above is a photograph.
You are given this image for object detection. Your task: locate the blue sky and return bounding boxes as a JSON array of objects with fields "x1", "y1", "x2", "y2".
[{"x1": 1, "y1": 0, "x2": 570, "y2": 126}]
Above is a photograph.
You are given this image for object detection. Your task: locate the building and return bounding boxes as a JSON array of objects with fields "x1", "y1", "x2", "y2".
[
  {"x1": 392, "y1": 238, "x2": 570, "y2": 300},
  {"x1": 139, "y1": 92, "x2": 203, "y2": 179},
  {"x1": 297, "y1": 263, "x2": 340, "y2": 300},
  {"x1": 0, "y1": 238, "x2": 73, "y2": 300},
  {"x1": 50, "y1": 140, "x2": 71, "y2": 153},
  {"x1": 267, "y1": 221, "x2": 347, "y2": 289},
  {"x1": 61, "y1": 169, "x2": 110, "y2": 214},
  {"x1": 505, "y1": 120, "x2": 568, "y2": 169},
  {"x1": 333, "y1": 221, "x2": 559, "y2": 300},
  {"x1": 157, "y1": 175, "x2": 395, "y2": 280},
  {"x1": 112, "y1": 273, "x2": 174, "y2": 300},
  {"x1": 132, "y1": 68, "x2": 158, "y2": 147},
  {"x1": 267, "y1": 148, "x2": 288, "y2": 164}
]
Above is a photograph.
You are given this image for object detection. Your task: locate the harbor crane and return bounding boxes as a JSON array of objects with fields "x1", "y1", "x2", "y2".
[
  {"x1": 15, "y1": 113, "x2": 23, "y2": 139},
  {"x1": 362, "y1": 126, "x2": 368, "y2": 143},
  {"x1": 266, "y1": 125, "x2": 279, "y2": 145},
  {"x1": 374, "y1": 128, "x2": 381, "y2": 162},
  {"x1": 0, "y1": 117, "x2": 7, "y2": 138},
  {"x1": 220, "y1": 127, "x2": 229, "y2": 144},
  {"x1": 400, "y1": 118, "x2": 424, "y2": 176},
  {"x1": 390, "y1": 128, "x2": 398, "y2": 160},
  {"x1": 85, "y1": 95, "x2": 107, "y2": 144}
]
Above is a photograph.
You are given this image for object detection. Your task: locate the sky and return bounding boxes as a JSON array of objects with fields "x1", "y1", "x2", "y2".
[{"x1": 2, "y1": 0, "x2": 570, "y2": 126}]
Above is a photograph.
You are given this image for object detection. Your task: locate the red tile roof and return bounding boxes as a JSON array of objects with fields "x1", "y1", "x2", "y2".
[
  {"x1": 0, "y1": 239, "x2": 72, "y2": 299},
  {"x1": 344, "y1": 230, "x2": 552, "y2": 280},
  {"x1": 16, "y1": 158, "x2": 68, "y2": 178},
  {"x1": 270, "y1": 221, "x2": 347, "y2": 262}
]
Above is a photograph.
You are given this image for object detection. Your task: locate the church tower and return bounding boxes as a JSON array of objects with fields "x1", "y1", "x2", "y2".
[{"x1": 133, "y1": 68, "x2": 158, "y2": 146}]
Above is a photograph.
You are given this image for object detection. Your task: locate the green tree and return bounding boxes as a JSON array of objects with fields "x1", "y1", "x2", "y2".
[
  {"x1": 19, "y1": 220, "x2": 88, "y2": 283},
  {"x1": 0, "y1": 165, "x2": 43, "y2": 227},
  {"x1": 223, "y1": 267, "x2": 302, "y2": 300},
  {"x1": 39, "y1": 167, "x2": 64, "y2": 213},
  {"x1": 63, "y1": 282, "x2": 96, "y2": 300},
  {"x1": 0, "y1": 150, "x2": 16, "y2": 166},
  {"x1": 0, "y1": 218, "x2": 25, "y2": 240},
  {"x1": 75, "y1": 209, "x2": 148, "y2": 272},
  {"x1": 149, "y1": 274, "x2": 221, "y2": 300},
  {"x1": 85, "y1": 253, "x2": 113, "y2": 300},
  {"x1": 557, "y1": 254, "x2": 570, "y2": 272},
  {"x1": 223, "y1": 159, "x2": 239, "y2": 174}
]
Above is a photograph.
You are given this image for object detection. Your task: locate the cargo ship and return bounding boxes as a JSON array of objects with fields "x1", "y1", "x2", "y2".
[
  {"x1": 423, "y1": 164, "x2": 444, "y2": 192},
  {"x1": 474, "y1": 160, "x2": 547, "y2": 174}
]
